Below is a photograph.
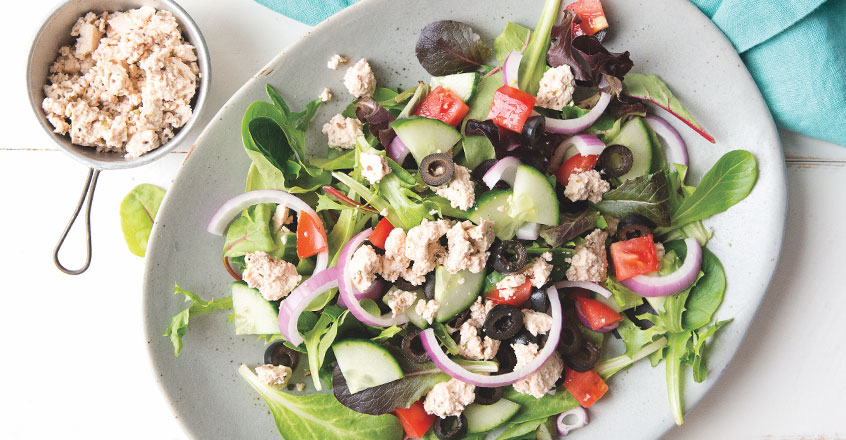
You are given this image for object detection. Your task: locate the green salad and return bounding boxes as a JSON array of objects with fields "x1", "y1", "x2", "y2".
[{"x1": 165, "y1": 0, "x2": 758, "y2": 438}]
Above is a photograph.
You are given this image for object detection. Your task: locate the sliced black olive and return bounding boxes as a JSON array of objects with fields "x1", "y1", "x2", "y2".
[
  {"x1": 423, "y1": 271, "x2": 436, "y2": 300},
  {"x1": 509, "y1": 329, "x2": 538, "y2": 346},
  {"x1": 434, "y1": 414, "x2": 468, "y2": 440},
  {"x1": 401, "y1": 328, "x2": 431, "y2": 364},
  {"x1": 563, "y1": 338, "x2": 601, "y2": 372},
  {"x1": 599, "y1": 144, "x2": 634, "y2": 177},
  {"x1": 474, "y1": 386, "x2": 504, "y2": 405},
  {"x1": 420, "y1": 153, "x2": 455, "y2": 187},
  {"x1": 393, "y1": 277, "x2": 417, "y2": 291},
  {"x1": 521, "y1": 115, "x2": 546, "y2": 147},
  {"x1": 529, "y1": 288, "x2": 550, "y2": 312},
  {"x1": 624, "y1": 300, "x2": 657, "y2": 330},
  {"x1": 617, "y1": 214, "x2": 654, "y2": 241},
  {"x1": 484, "y1": 305, "x2": 524, "y2": 340},
  {"x1": 471, "y1": 158, "x2": 498, "y2": 182},
  {"x1": 264, "y1": 341, "x2": 299, "y2": 369},
  {"x1": 495, "y1": 345, "x2": 517, "y2": 374},
  {"x1": 557, "y1": 321, "x2": 584, "y2": 357},
  {"x1": 491, "y1": 240, "x2": 528, "y2": 274}
]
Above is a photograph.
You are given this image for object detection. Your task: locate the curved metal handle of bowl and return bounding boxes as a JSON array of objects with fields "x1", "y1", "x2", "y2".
[{"x1": 54, "y1": 168, "x2": 101, "y2": 275}]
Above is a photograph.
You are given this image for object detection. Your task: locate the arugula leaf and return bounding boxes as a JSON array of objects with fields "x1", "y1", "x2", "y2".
[
  {"x1": 503, "y1": 387, "x2": 579, "y2": 424},
  {"x1": 371, "y1": 325, "x2": 403, "y2": 343},
  {"x1": 595, "y1": 335, "x2": 668, "y2": 380},
  {"x1": 494, "y1": 22, "x2": 531, "y2": 63},
  {"x1": 239, "y1": 364, "x2": 403, "y2": 439},
  {"x1": 623, "y1": 73, "x2": 715, "y2": 143},
  {"x1": 593, "y1": 172, "x2": 671, "y2": 227},
  {"x1": 687, "y1": 319, "x2": 731, "y2": 382},
  {"x1": 415, "y1": 20, "x2": 491, "y2": 76},
  {"x1": 665, "y1": 331, "x2": 692, "y2": 426},
  {"x1": 432, "y1": 321, "x2": 459, "y2": 355},
  {"x1": 517, "y1": 0, "x2": 562, "y2": 95},
  {"x1": 164, "y1": 285, "x2": 233, "y2": 357},
  {"x1": 378, "y1": 173, "x2": 433, "y2": 229},
  {"x1": 540, "y1": 210, "x2": 599, "y2": 247},
  {"x1": 603, "y1": 277, "x2": 644, "y2": 311},
  {"x1": 460, "y1": 74, "x2": 503, "y2": 169},
  {"x1": 667, "y1": 150, "x2": 758, "y2": 231},
  {"x1": 304, "y1": 305, "x2": 349, "y2": 390},
  {"x1": 222, "y1": 204, "x2": 276, "y2": 258},
  {"x1": 119, "y1": 184, "x2": 165, "y2": 257},
  {"x1": 682, "y1": 248, "x2": 727, "y2": 331}
]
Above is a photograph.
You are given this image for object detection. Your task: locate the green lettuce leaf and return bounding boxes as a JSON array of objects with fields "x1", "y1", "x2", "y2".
[
  {"x1": 304, "y1": 305, "x2": 349, "y2": 390},
  {"x1": 494, "y1": 22, "x2": 531, "y2": 63},
  {"x1": 222, "y1": 204, "x2": 276, "y2": 258},
  {"x1": 687, "y1": 319, "x2": 732, "y2": 382},
  {"x1": 119, "y1": 183, "x2": 165, "y2": 257},
  {"x1": 517, "y1": 0, "x2": 562, "y2": 95},
  {"x1": 164, "y1": 285, "x2": 233, "y2": 357},
  {"x1": 622, "y1": 73, "x2": 715, "y2": 143},
  {"x1": 503, "y1": 387, "x2": 579, "y2": 424},
  {"x1": 593, "y1": 171, "x2": 671, "y2": 227}
]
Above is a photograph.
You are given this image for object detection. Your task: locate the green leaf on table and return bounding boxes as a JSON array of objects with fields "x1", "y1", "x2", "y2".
[
  {"x1": 119, "y1": 183, "x2": 165, "y2": 257},
  {"x1": 622, "y1": 73, "x2": 715, "y2": 143},
  {"x1": 593, "y1": 171, "x2": 671, "y2": 227},
  {"x1": 494, "y1": 22, "x2": 531, "y2": 63},
  {"x1": 164, "y1": 284, "x2": 233, "y2": 357}
]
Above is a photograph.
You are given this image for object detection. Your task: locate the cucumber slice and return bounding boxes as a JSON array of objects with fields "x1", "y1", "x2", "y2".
[
  {"x1": 607, "y1": 117, "x2": 653, "y2": 181},
  {"x1": 508, "y1": 165, "x2": 559, "y2": 226},
  {"x1": 333, "y1": 339, "x2": 404, "y2": 393},
  {"x1": 231, "y1": 282, "x2": 280, "y2": 335},
  {"x1": 464, "y1": 399, "x2": 521, "y2": 433},
  {"x1": 392, "y1": 117, "x2": 462, "y2": 165},
  {"x1": 430, "y1": 72, "x2": 480, "y2": 101},
  {"x1": 434, "y1": 266, "x2": 486, "y2": 322},
  {"x1": 468, "y1": 189, "x2": 521, "y2": 240},
  {"x1": 382, "y1": 287, "x2": 429, "y2": 329}
]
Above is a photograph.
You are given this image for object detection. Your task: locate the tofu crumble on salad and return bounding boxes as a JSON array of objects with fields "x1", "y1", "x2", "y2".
[{"x1": 165, "y1": 0, "x2": 759, "y2": 438}]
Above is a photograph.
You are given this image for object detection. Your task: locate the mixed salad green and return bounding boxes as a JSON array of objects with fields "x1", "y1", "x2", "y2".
[{"x1": 165, "y1": 0, "x2": 758, "y2": 438}]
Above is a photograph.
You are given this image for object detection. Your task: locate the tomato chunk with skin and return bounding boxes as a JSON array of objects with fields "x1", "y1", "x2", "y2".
[
  {"x1": 369, "y1": 217, "x2": 395, "y2": 250},
  {"x1": 394, "y1": 399, "x2": 434, "y2": 439},
  {"x1": 610, "y1": 235, "x2": 660, "y2": 281},
  {"x1": 556, "y1": 154, "x2": 599, "y2": 186},
  {"x1": 414, "y1": 86, "x2": 470, "y2": 127},
  {"x1": 563, "y1": 366, "x2": 608, "y2": 408},
  {"x1": 296, "y1": 212, "x2": 328, "y2": 259},
  {"x1": 566, "y1": 0, "x2": 609, "y2": 37},
  {"x1": 575, "y1": 296, "x2": 622, "y2": 330},
  {"x1": 486, "y1": 278, "x2": 533, "y2": 306},
  {"x1": 488, "y1": 85, "x2": 537, "y2": 133}
]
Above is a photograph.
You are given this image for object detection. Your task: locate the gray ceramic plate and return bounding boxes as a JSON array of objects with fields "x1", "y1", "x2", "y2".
[{"x1": 143, "y1": 0, "x2": 786, "y2": 438}]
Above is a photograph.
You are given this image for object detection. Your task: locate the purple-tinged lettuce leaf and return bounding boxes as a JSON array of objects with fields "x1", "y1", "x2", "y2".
[
  {"x1": 355, "y1": 97, "x2": 396, "y2": 148},
  {"x1": 547, "y1": 10, "x2": 592, "y2": 82},
  {"x1": 622, "y1": 73, "x2": 716, "y2": 143},
  {"x1": 540, "y1": 209, "x2": 599, "y2": 247},
  {"x1": 415, "y1": 20, "x2": 491, "y2": 76},
  {"x1": 593, "y1": 171, "x2": 671, "y2": 227}
]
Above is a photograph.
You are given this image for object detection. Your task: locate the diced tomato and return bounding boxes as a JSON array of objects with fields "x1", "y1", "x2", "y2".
[
  {"x1": 296, "y1": 212, "x2": 328, "y2": 259},
  {"x1": 563, "y1": 366, "x2": 608, "y2": 408},
  {"x1": 575, "y1": 296, "x2": 622, "y2": 331},
  {"x1": 394, "y1": 399, "x2": 434, "y2": 439},
  {"x1": 609, "y1": 235, "x2": 660, "y2": 281},
  {"x1": 556, "y1": 154, "x2": 599, "y2": 186},
  {"x1": 488, "y1": 85, "x2": 537, "y2": 133},
  {"x1": 566, "y1": 0, "x2": 609, "y2": 37},
  {"x1": 413, "y1": 86, "x2": 470, "y2": 127},
  {"x1": 486, "y1": 278, "x2": 533, "y2": 306},
  {"x1": 369, "y1": 218, "x2": 395, "y2": 250}
]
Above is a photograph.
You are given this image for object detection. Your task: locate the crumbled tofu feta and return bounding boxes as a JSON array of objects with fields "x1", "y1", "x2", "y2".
[
  {"x1": 536, "y1": 65, "x2": 576, "y2": 111},
  {"x1": 564, "y1": 170, "x2": 610, "y2": 203},
  {"x1": 242, "y1": 252, "x2": 302, "y2": 301},
  {"x1": 511, "y1": 343, "x2": 564, "y2": 398},
  {"x1": 524, "y1": 256, "x2": 553, "y2": 288},
  {"x1": 604, "y1": 216, "x2": 620, "y2": 235},
  {"x1": 322, "y1": 114, "x2": 363, "y2": 149},
  {"x1": 522, "y1": 310, "x2": 554, "y2": 336},
  {"x1": 381, "y1": 208, "x2": 390, "y2": 217},
  {"x1": 343, "y1": 58, "x2": 376, "y2": 98},
  {"x1": 404, "y1": 220, "x2": 452, "y2": 284},
  {"x1": 378, "y1": 228, "x2": 412, "y2": 282},
  {"x1": 424, "y1": 378, "x2": 476, "y2": 418},
  {"x1": 465, "y1": 297, "x2": 496, "y2": 328},
  {"x1": 458, "y1": 321, "x2": 500, "y2": 360},
  {"x1": 385, "y1": 289, "x2": 417, "y2": 318},
  {"x1": 42, "y1": 8, "x2": 199, "y2": 158},
  {"x1": 495, "y1": 273, "x2": 528, "y2": 300},
  {"x1": 415, "y1": 299, "x2": 440, "y2": 324},
  {"x1": 565, "y1": 229, "x2": 609, "y2": 282},
  {"x1": 359, "y1": 152, "x2": 391, "y2": 184},
  {"x1": 272, "y1": 204, "x2": 292, "y2": 233},
  {"x1": 445, "y1": 220, "x2": 494, "y2": 274},
  {"x1": 318, "y1": 87, "x2": 332, "y2": 102},
  {"x1": 295, "y1": 382, "x2": 306, "y2": 392},
  {"x1": 256, "y1": 364, "x2": 292, "y2": 388},
  {"x1": 654, "y1": 242, "x2": 665, "y2": 261},
  {"x1": 327, "y1": 54, "x2": 349, "y2": 70},
  {"x1": 434, "y1": 165, "x2": 475, "y2": 210},
  {"x1": 349, "y1": 245, "x2": 381, "y2": 292},
  {"x1": 494, "y1": 256, "x2": 553, "y2": 298}
]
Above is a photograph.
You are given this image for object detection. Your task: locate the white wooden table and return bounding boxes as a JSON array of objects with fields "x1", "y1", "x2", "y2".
[{"x1": 2, "y1": 1, "x2": 844, "y2": 438}]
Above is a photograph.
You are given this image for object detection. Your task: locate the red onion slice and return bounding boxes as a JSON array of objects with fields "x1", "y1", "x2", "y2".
[
  {"x1": 549, "y1": 134, "x2": 606, "y2": 171},
  {"x1": 545, "y1": 93, "x2": 612, "y2": 135},
  {"x1": 338, "y1": 229, "x2": 409, "y2": 327},
  {"x1": 277, "y1": 266, "x2": 340, "y2": 346},
  {"x1": 575, "y1": 300, "x2": 621, "y2": 333},
  {"x1": 620, "y1": 237, "x2": 702, "y2": 297},
  {"x1": 502, "y1": 51, "x2": 523, "y2": 88},
  {"x1": 554, "y1": 280, "x2": 613, "y2": 299},
  {"x1": 419, "y1": 286, "x2": 562, "y2": 387},
  {"x1": 482, "y1": 156, "x2": 521, "y2": 189},
  {"x1": 515, "y1": 222, "x2": 540, "y2": 241},
  {"x1": 644, "y1": 115, "x2": 689, "y2": 170},
  {"x1": 387, "y1": 135, "x2": 410, "y2": 165},
  {"x1": 557, "y1": 407, "x2": 589, "y2": 436}
]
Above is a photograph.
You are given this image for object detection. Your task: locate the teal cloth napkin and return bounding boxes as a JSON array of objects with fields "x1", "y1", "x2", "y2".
[{"x1": 255, "y1": 0, "x2": 846, "y2": 146}]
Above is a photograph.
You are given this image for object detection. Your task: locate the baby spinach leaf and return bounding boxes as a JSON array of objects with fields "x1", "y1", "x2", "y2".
[
  {"x1": 494, "y1": 22, "x2": 531, "y2": 63},
  {"x1": 223, "y1": 204, "x2": 276, "y2": 258},
  {"x1": 503, "y1": 386, "x2": 579, "y2": 424},
  {"x1": 683, "y1": 248, "x2": 727, "y2": 331},
  {"x1": 593, "y1": 172, "x2": 671, "y2": 227},
  {"x1": 518, "y1": 0, "x2": 562, "y2": 95},
  {"x1": 239, "y1": 364, "x2": 403, "y2": 439},
  {"x1": 623, "y1": 73, "x2": 715, "y2": 143},
  {"x1": 669, "y1": 150, "x2": 758, "y2": 230},
  {"x1": 164, "y1": 285, "x2": 233, "y2": 357},
  {"x1": 119, "y1": 183, "x2": 165, "y2": 257},
  {"x1": 540, "y1": 210, "x2": 599, "y2": 247},
  {"x1": 415, "y1": 20, "x2": 491, "y2": 76},
  {"x1": 687, "y1": 319, "x2": 731, "y2": 382}
]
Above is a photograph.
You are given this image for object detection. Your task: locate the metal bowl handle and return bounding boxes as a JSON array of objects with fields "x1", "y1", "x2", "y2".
[{"x1": 54, "y1": 168, "x2": 100, "y2": 275}]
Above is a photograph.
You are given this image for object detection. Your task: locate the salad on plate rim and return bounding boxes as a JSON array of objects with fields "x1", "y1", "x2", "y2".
[{"x1": 163, "y1": 0, "x2": 759, "y2": 438}]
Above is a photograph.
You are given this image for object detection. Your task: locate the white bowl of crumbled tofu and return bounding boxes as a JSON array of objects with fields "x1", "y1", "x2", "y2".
[{"x1": 26, "y1": 0, "x2": 210, "y2": 169}]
